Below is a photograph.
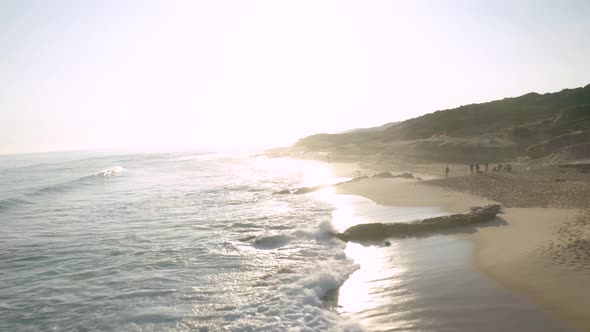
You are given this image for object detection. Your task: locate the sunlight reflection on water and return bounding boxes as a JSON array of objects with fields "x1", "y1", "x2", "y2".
[
  {"x1": 312, "y1": 186, "x2": 447, "y2": 232},
  {"x1": 338, "y1": 243, "x2": 405, "y2": 315}
]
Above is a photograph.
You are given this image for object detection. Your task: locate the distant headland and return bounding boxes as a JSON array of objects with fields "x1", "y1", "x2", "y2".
[{"x1": 271, "y1": 83, "x2": 590, "y2": 166}]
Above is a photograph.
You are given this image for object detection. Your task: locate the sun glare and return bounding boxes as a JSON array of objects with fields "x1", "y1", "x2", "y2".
[
  {"x1": 337, "y1": 243, "x2": 401, "y2": 316},
  {"x1": 300, "y1": 163, "x2": 334, "y2": 187}
]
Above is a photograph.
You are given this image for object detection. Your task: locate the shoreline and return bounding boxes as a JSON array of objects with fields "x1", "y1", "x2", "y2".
[{"x1": 323, "y1": 161, "x2": 590, "y2": 331}]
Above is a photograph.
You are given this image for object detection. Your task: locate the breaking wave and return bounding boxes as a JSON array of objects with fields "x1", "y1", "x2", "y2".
[
  {"x1": 204, "y1": 224, "x2": 360, "y2": 331},
  {"x1": 212, "y1": 259, "x2": 361, "y2": 332},
  {"x1": 0, "y1": 166, "x2": 125, "y2": 212},
  {"x1": 95, "y1": 166, "x2": 125, "y2": 177}
]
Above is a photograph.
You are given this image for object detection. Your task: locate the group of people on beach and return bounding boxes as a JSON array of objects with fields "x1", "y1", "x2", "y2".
[
  {"x1": 444, "y1": 162, "x2": 512, "y2": 177},
  {"x1": 468, "y1": 162, "x2": 511, "y2": 174},
  {"x1": 469, "y1": 162, "x2": 488, "y2": 174},
  {"x1": 493, "y1": 163, "x2": 512, "y2": 172}
]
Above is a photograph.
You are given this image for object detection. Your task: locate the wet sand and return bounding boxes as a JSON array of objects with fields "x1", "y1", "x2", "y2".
[
  {"x1": 335, "y1": 178, "x2": 493, "y2": 214},
  {"x1": 335, "y1": 176, "x2": 590, "y2": 331},
  {"x1": 466, "y1": 208, "x2": 590, "y2": 331}
]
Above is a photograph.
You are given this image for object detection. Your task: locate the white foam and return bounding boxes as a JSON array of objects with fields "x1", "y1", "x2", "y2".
[
  {"x1": 215, "y1": 257, "x2": 362, "y2": 332},
  {"x1": 199, "y1": 219, "x2": 361, "y2": 331},
  {"x1": 96, "y1": 166, "x2": 125, "y2": 177}
]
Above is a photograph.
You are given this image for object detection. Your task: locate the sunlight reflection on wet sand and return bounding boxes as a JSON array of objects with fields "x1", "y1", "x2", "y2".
[
  {"x1": 303, "y1": 162, "x2": 575, "y2": 331},
  {"x1": 336, "y1": 235, "x2": 575, "y2": 331},
  {"x1": 311, "y1": 187, "x2": 446, "y2": 233}
]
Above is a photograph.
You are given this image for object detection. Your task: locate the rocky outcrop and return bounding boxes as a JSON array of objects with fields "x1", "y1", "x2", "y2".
[
  {"x1": 371, "y1": 171, "x2": 394, "y2": 178},
  {"x1": 333, "y1": 204, "x2": 503, "y2": 242},
  {"x1": 371, "y1": 172, "x2": 414, "y2": 179},
  {"x1": 292, "y1": 185, "x2": 327, "y2": 195},
  {"x1": 333, "y1": 176, "x2": 368, "y2": 186},
  {"x1": 273, "y1": 189, "x2": 292, "y2": 195}
]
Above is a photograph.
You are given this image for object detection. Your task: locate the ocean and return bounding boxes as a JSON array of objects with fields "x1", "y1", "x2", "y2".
[{"x1": 0, "y1": 150, "x2": 575, "y2": 331}]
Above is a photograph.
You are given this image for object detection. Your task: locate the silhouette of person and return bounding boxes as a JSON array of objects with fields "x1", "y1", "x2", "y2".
[
  {"x1": 485, "y1": 162, "x2": 489, "y2": 172},
  {"x1": 475, "y1": 163, "x2": 480, "y2": 173},
  {"x1": 469, "y1": 163, "x2": 474, "y2": 174},
  {"x1": 445, "y1": 165, "x2": 449, "y2": 177}
]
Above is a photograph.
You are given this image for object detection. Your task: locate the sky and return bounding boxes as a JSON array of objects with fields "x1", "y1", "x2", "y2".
[{"x1": 1, "y1": 0, "x2": 590, "y2": 154}]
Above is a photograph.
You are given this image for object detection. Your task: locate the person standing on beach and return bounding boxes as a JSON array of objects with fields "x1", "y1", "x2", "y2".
[
  {"x1": 469, "y1": 163, "x2": 474, "y2": 174},
  {"x1": 445, "y1": 165, "x2": 450, "y2": 177},
  {"x1": 485, "y1": 162, "x2": 489, "y2": 172},
  {"x1": 475, "y1": 163, "x2": 480, "y2": 173}
]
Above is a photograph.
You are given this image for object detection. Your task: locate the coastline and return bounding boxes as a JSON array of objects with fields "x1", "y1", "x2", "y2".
[{"x1": 326, "y1": 162, "x2": 590, "y2": 331}]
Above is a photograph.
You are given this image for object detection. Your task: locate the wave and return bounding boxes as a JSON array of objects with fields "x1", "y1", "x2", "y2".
[
  {"x1": 247, "y1": 218, "x2": 338, "y2": 250},
  {"x1": 222, "y1": 221, "x2": 361, "y2": 330},
  {"x1": 30, "y1": 166, "x2": 125, "y2": 195},
  {"x1": 229, "y1": 222, "x2": 263, "y2": 229},
  {"x1": 218, "y1": 257, "x2": 361, "y2": 331},
  {"x1": 252, "y1": 233, "x2": 293, "y2": 249},
  {"x1": 95, "y1": 166, "x2": 125, "y2": 177},
  {"x1": 0, "y1": 197, "x2": 33, "y2": 212},
  {"x1": 0, "y1": 166, "x2": 125, "y2": 212}
]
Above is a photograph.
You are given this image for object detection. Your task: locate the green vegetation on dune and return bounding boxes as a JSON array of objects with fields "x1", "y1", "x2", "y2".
[{"x1": 295, "y1": 84, "x2": 590, "y2": 163}]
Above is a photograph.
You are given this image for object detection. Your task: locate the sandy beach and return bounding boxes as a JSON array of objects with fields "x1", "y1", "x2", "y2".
[{"x1": 332, "y1": 164, "x2": 590, "y2": 331}]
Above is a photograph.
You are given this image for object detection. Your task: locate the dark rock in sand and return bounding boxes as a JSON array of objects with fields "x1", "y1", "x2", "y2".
[
  {"x1": 372, "y1": 171, "x2": 394, "y2": 178},
  {"x1": 351, "y1": 175, "x2": 369, "y2": 182},
  {"x1": 334, "y1": 176, "x2": 368, "y2": 187},
  {"x1": 293, "y1": 185, "x2": 326, "y2": 195},
  {"x1": 273, "y1": 189, "x2": 292, "y2": 195},
  {"x1": 334, "y1": 204, "x2": 503, "y2": 243},
  {"x1": 394, "y1": 172, "x2": 414, "y2": 179},
  {"x1": 371, "y1": 172, "x2": 414, "y2": 179}
]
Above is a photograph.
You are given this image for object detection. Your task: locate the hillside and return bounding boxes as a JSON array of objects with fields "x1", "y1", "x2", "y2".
[
  {"x1": 338, "y1": 122, "x2": 399, "y2": 134},
  {"x1": 294, "y1": 84, "x2": 590, "y2": 163}
]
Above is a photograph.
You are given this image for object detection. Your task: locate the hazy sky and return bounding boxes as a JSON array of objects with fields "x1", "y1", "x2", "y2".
[{"x1": 2, "y1": 0, "x2": 589, "y2": 154}]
